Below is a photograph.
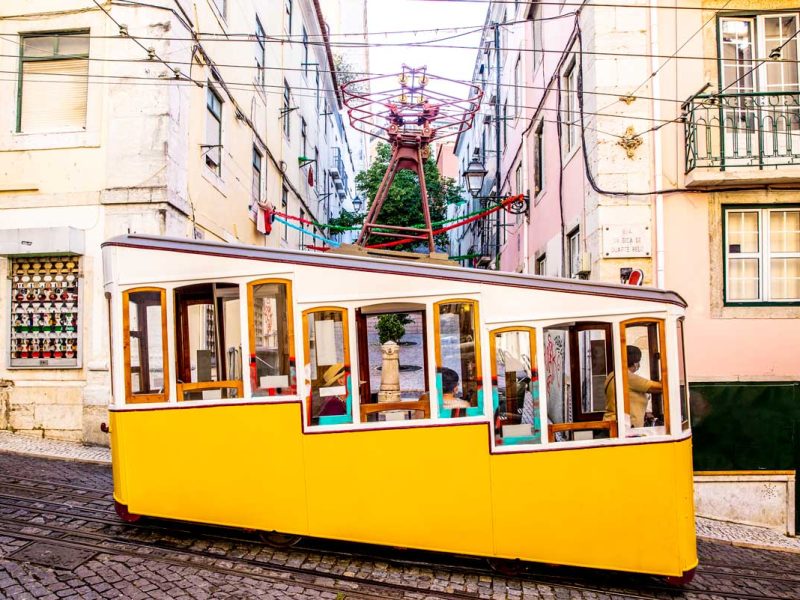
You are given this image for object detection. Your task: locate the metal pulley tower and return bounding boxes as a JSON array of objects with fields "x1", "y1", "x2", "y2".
[{"x1": 341, "y1": 66, "x2": 482, "y2": 252}]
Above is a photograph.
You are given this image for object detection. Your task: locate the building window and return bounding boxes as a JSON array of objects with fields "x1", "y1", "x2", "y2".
[
  {"x1": 205, "y1": 85, "x2": 222, "y2": 174},
  {"x1": 513, "y1": 55, "x2": 521, "y2": 118},
  {"x1": 252, "y1": 146, "x2": 263, "y2": 219},
  {"x1": 212, "y1": 0, "x2": 226, "y2": 17},
  {"x1": 10, "y1": 256, "x2": 81, "y2": 368},
  {"x1": 515, "y1": 163, "x2": 523, "y2": 195},
  {"x1": 301, "y1": 118, "x2": 307, "y2": 159},
  {"x1": 18, "y1": 32, "x2": 90, "y2": 133},
  {"x1": 725, "y1": 207, "x2": 800, "y2": 303},
  {"x1": 531, "y1": 4, "x2": 543, "y2": 70},
  {"x1": 315, "y1": 69, "x2": 321, "y2": 110},
  {"x1": 302, "y1": 26, "x2": 310, "y2": 75},
  {"x1": 503, "y1": 100, "x2": 508, "y2": 148},
  {"x1": 562, "y1": 58, "x2": 579, "y2": 152},
  {"x1": 534, "y1": 120, "x2": 544, "y2": 198},
  {"x1": 299, "y1": 208, "x2": 306, "y2": 248},
  {"x1": 283, "y1": 81, "x2": 291, "y2": 138},
  {"x1": 281, "y1": 186, "x2": 289, "y2": 242},
  {"x1": 719, "y1": 14, "x2": 799, "y2": 93},
  {"x1": 535, "y1": 254, "x2": 547, "y2": 275},
  {"x1": 255, "y1": 18, "x2": 266, "y2": 87},
  {"x1": 568, "y1": 228, "x2": 581, "y2": 278},
  {"x1": 284, "y1": 0, "x2": 293, "y2": 34}
]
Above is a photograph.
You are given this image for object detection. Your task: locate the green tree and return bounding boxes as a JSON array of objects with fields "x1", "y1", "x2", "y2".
[
  {"x1": 375, "y1": 313, "x2": 412, "y2": 345},
  {"x1": 331, "y1": 142, "x2": 463, "y2": 251}
]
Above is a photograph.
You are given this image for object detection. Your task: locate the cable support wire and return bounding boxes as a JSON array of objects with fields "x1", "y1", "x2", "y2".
[{"x1": 0, "y1": 65, "x2": 752, "y2": 138}]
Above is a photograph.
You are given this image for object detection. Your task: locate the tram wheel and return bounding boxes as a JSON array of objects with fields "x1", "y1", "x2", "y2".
[
  {"x1": 664, "y1": 567, "x2": 696, "y2": 586},
  {"x1": 114, "y1": 500, "x2": 141, "y2": 523},
  {"x1": 487, "y1": 557, "x2": 524, "y2": 576},
  {"x1": 259, "y1": 531, "x2": 303, "y2": 548}
]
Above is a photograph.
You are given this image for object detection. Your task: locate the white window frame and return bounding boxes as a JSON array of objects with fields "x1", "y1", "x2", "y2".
[
  {"x1": 533, "y1": 120, "x2": 544, "y2": 201},
  {"x1": 724, "y1": 206, "x2": 800, "y2": 303},
  {"x1": 205, "y1": 85, "x2": 223, "y2": 175},
  {"x1": 562, "y1": 58, "x2": 579, "y2": 153},
  {"x1": 568, "y1": 228, "x2": 581, "y2": 278},
  {"x1": 255, "y1": 17, "x2": 266, "y2": 87}
]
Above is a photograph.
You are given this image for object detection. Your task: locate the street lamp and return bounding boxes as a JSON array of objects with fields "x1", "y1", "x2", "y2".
[
  {"x1": 464, "y1": 150, "x2": 488, "y2": 198},
  {"x1": 352, "y1": 195, "x2": 363, "y2": 212}
]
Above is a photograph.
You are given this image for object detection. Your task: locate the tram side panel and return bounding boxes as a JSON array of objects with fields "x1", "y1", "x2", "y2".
[
  {"x1": 489, "y1": 438, "x2": 697, "y2": 576},
  {"x1": 110, "y1": 403, "x2": 310, "y2": 535},
  {"x1": 302, "y1": 423, "x2": 495, "y2": 556}
]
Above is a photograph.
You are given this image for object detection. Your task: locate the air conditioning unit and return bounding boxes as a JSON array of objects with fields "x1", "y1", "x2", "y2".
[{"x1": 575, "y1": 252, "x2": 591, "y2": 279}]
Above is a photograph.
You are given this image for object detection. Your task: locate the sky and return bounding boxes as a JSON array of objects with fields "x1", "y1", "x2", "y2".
[{"x1": 367, "y1": 0, "x2": 489, "y2": 84}]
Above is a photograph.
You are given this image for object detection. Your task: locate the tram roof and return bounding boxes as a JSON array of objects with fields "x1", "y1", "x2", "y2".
[{"x1": 103, "y1": 235, "x2": 687, "y2": 309}]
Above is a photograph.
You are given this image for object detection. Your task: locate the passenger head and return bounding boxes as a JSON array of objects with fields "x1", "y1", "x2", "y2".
[
  {"x1": 626, "y1": 345, "x2": 642, "y2": 369},
  {"x1": 322, "y1": 363, "x2": 346, "y2": 387},
  {"x1": 440, "y1": 367, "x2": 460, "y2": 395}
]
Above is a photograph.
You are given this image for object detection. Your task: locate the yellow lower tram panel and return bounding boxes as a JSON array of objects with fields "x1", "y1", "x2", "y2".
[{"x1": 110, "y1": 402, "x2": 697, "y2": 578}]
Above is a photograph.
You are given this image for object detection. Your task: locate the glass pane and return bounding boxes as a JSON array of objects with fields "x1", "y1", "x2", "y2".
[
  {"x1": 219, "y1": 295, "x2": 241, "y2": 384},
  {"x1": 578, "y1": 329, "x2": 610, "y2": 414},
  {"x1": 720, "y1": 19, "x2": 754, "y2": 92},
  {"x1": 360, "y1": 312, "x2": 428, "y2": 422},
  {"x1": 621, "y1": 323, "x2": 666, "y2": 432},
  {"x1": 57, "y1": 34, "x2": 89, "y2": 56},
  {"x1": 187, "y1": 303, "x2": 216, "y2": 383},
  {"x1": 770, "y1": 210, "x2": 800, "y2": 252},
  {"x1": 770, "y1": 257, "x2": 800, "y2": 300},
  {"x1": 250, "y1": 283, "x2": 294, "y2": 395},
  {"x1": 306, "y1": 310, "x2": 351, "y2": 425},
  {"x1": 727, "y1": 211, "x2": 759, "y2": 253},
  {"x1": 23, "y1": 36, "x2": 55, "y2": 58},
  {"x1": 677, "y1": 319, "x2": 690, "y2": 431},
  {"x1": 727, "y1": 258, "x2": 760, "y2": 301},
  {"x1": 127, "y1": 291, "x2": 164, "y2": 397},
  {"x1": 764, "y1": 16, "x2": 798, "y2": 91},
  {"x1": 493, "y1": 329, "x2": 540, "y2": 445},
  {"x1": 437, "y1": 302, "x2": 479, "y2": 416}
]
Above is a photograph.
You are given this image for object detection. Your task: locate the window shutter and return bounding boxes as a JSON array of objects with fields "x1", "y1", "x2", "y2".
[{"x1": 21, "y1": 58, "x2": 88, "y2": 132}]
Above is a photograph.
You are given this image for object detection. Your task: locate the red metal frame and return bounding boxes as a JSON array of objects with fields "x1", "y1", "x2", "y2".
[{"x1": 342, "y1": 66, "x2": 482, "y2": 251}]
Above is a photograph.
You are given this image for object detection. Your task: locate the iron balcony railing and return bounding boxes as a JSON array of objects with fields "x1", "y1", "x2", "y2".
[
  {"x1": 684, "y1": 91, "x2": 800, "y2": 172},
  {"x1": 330, "y1": 147, "x2": 348, "y2": 194}
]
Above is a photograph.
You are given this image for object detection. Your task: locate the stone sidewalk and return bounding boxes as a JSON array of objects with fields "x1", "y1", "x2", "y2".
[{"x1": 1, "y1": 429, "x2": 798, "y2": 555}]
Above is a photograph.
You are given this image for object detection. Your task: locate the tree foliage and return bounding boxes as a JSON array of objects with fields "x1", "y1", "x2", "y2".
[
  {"x1": 351, "y1": 142, "x2": 463, "y2": 251},
  {"x1": 375, "y1": 313, "x2": 412, "y2": 345}
]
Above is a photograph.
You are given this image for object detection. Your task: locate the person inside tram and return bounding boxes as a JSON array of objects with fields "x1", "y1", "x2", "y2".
[
  {"x1": 317, "y1": 363, "x2": 348, "y2": 417},
  {"x1": 440, "y1": 367, "x2": 470, "y2": 416},
  {"x1": 602, "y1": 345, "x2": 663, "y2": 428}
]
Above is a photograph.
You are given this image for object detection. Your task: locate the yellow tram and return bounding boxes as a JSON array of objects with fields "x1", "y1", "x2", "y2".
[{"x1": 102, "y1": 234, "x2": 697, "y2": 581}]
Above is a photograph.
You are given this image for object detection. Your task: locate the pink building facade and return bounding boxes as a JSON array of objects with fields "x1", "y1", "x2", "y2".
[{"x1": 451, "y1": 0, "x2": 800, "y2": 517}]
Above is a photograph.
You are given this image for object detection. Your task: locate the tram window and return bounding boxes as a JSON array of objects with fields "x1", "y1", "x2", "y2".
[
  {"x1": 677, "y1": 318, "x2": 690, "y2": 431},
  {"x1": 123, "y1": 289, "x2": 168, "y2": 403},
  {"x1": 616, "y1": 319, "x2": 669, "y2": 435},
  {"x1": 434, "y1": 300, "x2": 482, "y2": 418},
  {"x1": 174, "y1": 283, "x2": 243, "y2": 401},
  {"x1": 303, "y1": 308, "x2": 352, "y2": 426},
  {"x1": 248, "y1": 280, "x2": 295, "y2": 396},
  {"x1": 543, "y1": 323, "x2": 617, "y2": 442},
  {"x1": 356, "y1": 308, "x2": 429, "y2": 422},
  {"x1": 491, "y1": 328, "x2": 540, "y2": 445}
]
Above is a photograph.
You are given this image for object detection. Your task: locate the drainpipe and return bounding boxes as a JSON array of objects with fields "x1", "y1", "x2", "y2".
[
  {"x1": 651, "y1": 0, "x2": 665, "y2": 288},
  {"x1": 494, "y1": 22, "x2": 502, "y2": 265}
]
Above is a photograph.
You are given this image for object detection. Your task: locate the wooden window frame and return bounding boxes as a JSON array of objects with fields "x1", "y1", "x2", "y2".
[
  {"x1": 302, "y1": 306, "x2": 351, "y2": 426},
  {"x1": 569, "y1": 321, "x2": 613, "y2": 422},
  {"x1": 489, "y1": 326, "x2": 539, "y2": 444},
  {"x1": 432, "y1": 299, "x2": 483, "y2": 418},
  {"x1": 122, "y1": 287, "x2": 169, "y2": 404},
  {"x1": 619, "y1": 317, "x2": 670, "y2": 432},
  {"x1": 174, "y1": 283, "x2": 243, "y2": 402},
  {"x1": 247, "y1": 278, "x2": 295, "y2": 396},
  {"x1": 355, "y1": 306, "x2": 430, "y2": 423}
]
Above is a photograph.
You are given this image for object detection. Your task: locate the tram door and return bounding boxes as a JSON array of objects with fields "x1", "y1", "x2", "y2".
[{"x1": 174, "y1": 283, "x2": 243, "y2": 400}]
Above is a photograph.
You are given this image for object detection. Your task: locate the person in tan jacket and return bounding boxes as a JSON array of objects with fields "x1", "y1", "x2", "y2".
[{"x1": 603, "y1": 345, "x2": 662, "y2": 427}]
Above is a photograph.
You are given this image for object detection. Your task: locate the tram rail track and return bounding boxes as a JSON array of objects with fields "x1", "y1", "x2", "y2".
[{"x1": 1, "y1": 477, "x2": 798, "y2": 599}]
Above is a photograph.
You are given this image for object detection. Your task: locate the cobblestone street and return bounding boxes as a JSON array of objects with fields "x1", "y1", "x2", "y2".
[{"x1": 0, "y1": 451, "x2": 799, "y2": 599}]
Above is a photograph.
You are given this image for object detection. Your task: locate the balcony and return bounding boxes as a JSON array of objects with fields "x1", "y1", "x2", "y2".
[
  {"x1": 329, "y1": 147, "x2": 348, "y2": 197},
  {"x1": 684, "y1": 91, "x2": 800, "y2": 185}
]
